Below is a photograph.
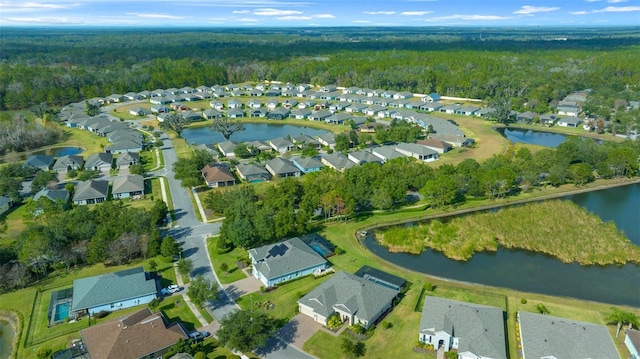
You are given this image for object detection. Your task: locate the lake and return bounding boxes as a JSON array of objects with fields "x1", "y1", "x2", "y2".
[
  {"x1": 32, "y1": 146, "x2": 83, "y2": 157},
  {"x1": 181, "y1": 123, "x2": 330, "y2": 145},
  {"x1": 495, "y1": 127, "x2": 567, "y2": 148},
  {"x1": 364, "y1": 183, "x2": 640, "y2": 306},
  {"x1": 0, "y1": 319, "x2": 14, "y2": 359}
]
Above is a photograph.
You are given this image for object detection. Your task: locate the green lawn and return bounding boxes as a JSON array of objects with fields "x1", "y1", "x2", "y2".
[
  {"x1": 157, "y1": 295, "x2": 200, "y2": 332},
  {"x1": 206, "y1": 237, "x2": 248, "y2": 284},
  {"x1": 236, "y1": 275, "x2": 332, "y2": 322}
]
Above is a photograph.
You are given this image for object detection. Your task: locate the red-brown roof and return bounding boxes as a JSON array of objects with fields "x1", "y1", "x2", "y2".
[
  {"x1": 416, "y1": 138, "x2": 452, "y2": 149},
  {"x1": 80, "y1": 308, "x2": 187, "y2": 359},
  {"x1": 201, "y1": 164, "x2": 235, "y2": 183}
]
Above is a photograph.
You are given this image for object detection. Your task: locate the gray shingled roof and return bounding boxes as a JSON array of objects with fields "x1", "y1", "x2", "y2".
[
  {"x1": 24, "y1": 155, "x2": 54, "y2": 170},
  {"x1": 73, "y1": 180, "x2": 109, "y2": 202},
  {"x1": 249, "y1": 237, "x2": 327, "y2": 281},
  {"x1": 265, "y1": 157, "x2": 299, "y2": 176},
  {"x1": 72, "y1": 267, "x2": 157, "y2": 312},
  {"x1": 236, "y1": 163, "x2": 270, "y2": 178},
  {"x1": 348, "y1": 150, "x2": 383, "y2": 165},
  {"x1": 84, "y1": 153, "x2": 113, "y2": 170},
  {"x1": 291, "y1": 156, "x2": 324, "y2": 171},
  {"x1": 321, "y1": 153, "x2": 355, "y2": 171},
  {"x1": 420, "y1": 296, "x2": 507, "y2": 359},
  {"x1": 105, "y1": 139, "x2": 143, "y2": 152},
  {"x1": 33, "y1": 188, "x2": 70, "y2": 202},
  {"x1": 52, "y1": 155, "x2": 84, "y2": 171},
  {"x1": 115, "y1": 152, "x2": 140, "y2": 166},
  {"x1": 518, "y1": 311, "x2": 619, "y2": 359},
  {"x1": 298, "y1": 270, "x2": 398, "y2": 324},
  {"x1": 112, "y1": 175, "x2": 144, "y2": 195}
]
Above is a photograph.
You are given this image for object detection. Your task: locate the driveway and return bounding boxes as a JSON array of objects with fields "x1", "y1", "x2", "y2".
[
  {"x1": 275, "y1": 313, "x2": 322, "y2": 350},
  {"x1": 223, "y1": 274, "x2": 262, "y2": 301}
]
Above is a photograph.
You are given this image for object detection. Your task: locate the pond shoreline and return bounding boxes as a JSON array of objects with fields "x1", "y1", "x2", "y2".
[
  {"x1": 362, "y1": 178, "x2": 640, "y2": 263},
  {"x1": 0, "y1": 310, "x2": 20, "y2": 359}
]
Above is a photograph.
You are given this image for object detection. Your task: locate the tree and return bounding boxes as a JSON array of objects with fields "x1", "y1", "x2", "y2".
[
  {"x1": 217, "y1": 310, "x2": 278, "y2": 352},
  {"x1": 334, "y1": 133, "x2": 351, "y2": 152},
  {"x1": 211, "y1": 117, "x2": 245, "y2": 141},
  {"x1": 129, "y1": 163, "x2": 145, "y2": 176},
  {"x1": 420, "y1": 173, "x2": 459, "y2": 208},
  {"x1": 85, "y1": 101, "x2": 101, "y2": 116},
  {"x1": 233, "y1": 143, "x2": 252, "y2": 159},
  {"x1": 489, "y1": 98, "x2": 514, "y2": 125},
  {"x1": 148, "y1": 259, "x2": 158, "y2": 272},
  {"x1": 159, "y1": 113, "x2": 189, "y2": 137},
  {"x1": 606, "y1": 307, "x2": 639, "y2": 337},
  {"x1": 177, "y1": 258, "x2": 193, "y2": 277},
  {"x1": 160, "y1": 235, "x2": 180, "y2": 258},
  {"x1": 31, "y1": 170, "x2": 58, "y2": 194},
  {"x1": 187, "y1": 274, "x2": 219, "y2": 308},
  {"x1": 568, "y1": 163, "x2": 594, "y2": 185},
  {"x1": 149, "y1": 200, "x2": 169, "y2": 225},
  {"x1": 341, "y1": 338, "x2": 366, "y2": 358}
]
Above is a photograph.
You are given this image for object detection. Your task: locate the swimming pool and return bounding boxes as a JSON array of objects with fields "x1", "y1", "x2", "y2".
[
  {"x1": 310, "y1": 244, "x2": 327, "y2": 257},
  {"x1": 53, "y1": 302, "x2": 70, "y2": 322}
]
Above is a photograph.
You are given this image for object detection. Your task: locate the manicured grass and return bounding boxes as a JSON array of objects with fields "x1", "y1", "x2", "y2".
[
  {"x1": 158, "y1": 176, "x2": 177, "y2": 223},
  {"x1": 206, "y1": 237, "x2": 248, "y2": 284},
  {"x1": 157, "y1": 295, "x2": 200, "y2": 332},
  {"x1": 198, "y1": 306, "x2": 214, "y2": 324},
  {"x1": 188, "y1": 189, "x2": 203, "y2": 222},
  {"x1": 375, "y1": 199, "x2": 640, "y2": 265},
  {"x1": 303, "y1": 331, "x2": 348, "y2": 359},
  {"x1": 236, "y1": 275, "x2": 332, "y2": 322},
  {"x1": 141, "y1": 148, "x2": 160, "y2": 171},
  {"x1": 109, "y1": 103, "x2": 154, "y2": 121}
]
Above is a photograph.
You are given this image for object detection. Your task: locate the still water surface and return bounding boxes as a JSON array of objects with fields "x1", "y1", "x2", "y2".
[
  {"x1": 181, "y1": 123, "x2": 329, "y2": 145},
  {"x1": 496, "y1": 127, "x2": 567, "y2": 148},
  {"x1": 0, "y1": 320, "x2": 14, "y2": 359}
]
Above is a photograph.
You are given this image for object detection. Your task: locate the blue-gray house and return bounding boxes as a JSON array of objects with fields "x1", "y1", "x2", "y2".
[
  {"x1": 291, "y1": 156, "x2": 325, "y2": 173},
  {"x1": 71, "y1": 267, "x2": 158, "y2": 315},
  {"x1": 248, "y1": 237, "x2": 329, "y2": 288}
]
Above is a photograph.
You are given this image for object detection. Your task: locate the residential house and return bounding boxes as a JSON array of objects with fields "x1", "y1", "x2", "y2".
[
  {"x1": 455, "y1": 105, "x2": 480, "y2": 116},
  {"x1": 73, "y1": 180, "x2": 109, "y2": 205},
  {"x1": 518, "y1": 311, "x2": 619, "y2": 359},
  {"x1": 227, "y1": 99, "x2": 243, "y2": 109},
  {"x1": 329, "y1": 101, "x2": 349, "y2": 112},
  {"x1": 266, "y1": 99, "x2": 279, "y2": 109},
  {"x1": 250, "y1": 108, "x2": 269, "y2": 118},
  {"x1": 105, "y1": 139, "x2": 144, "y2": 154},
  {"x1": 298, "y1": 100, "x2": 316, "y2": 109},
  {"x1": 201, "y1": 164, "x2": 236, "y2": 188},
  {"x1": 245, "y1": 140, "x2": 272, "y2": 154},
  {"x1": 290, "y1": 109, "x2": 312, "y2": 120},
  {"x1": 440, "y1": 104, "x2": 461, "y2": 114},
  {"x1": 423, "y1": 102, "x2": 444, "y2": 112},
  {"x1": 249, "y1": 89, "x2": 264, "y2": 97},
  {"x1": 557, "y1": 116, "x2": 582, "y2": 128},
  {"x1": 282, "y1": 99, "x2": 298, "y2": 109},
  {"x1": 475, "y1": 107, "x2": 495, "y2": 118},
  {"x1": 268, "y1": 108, "x2": 291, "y2": 120},
  {"x1": 291, "y1": 156, "x2": 325, "y2": 173},
  {"x1": 345, "y1": 103, "x2": 367, "y2": 113},
  {"x1": 348, "y1": 150, "x2": 383, "y2": 165},
  {"x1": 625, "y1": 329, "x2": 640, "y2": 359},
  {"x1": 105, "y1": 94, "x2": 123, "y2": 103},
  {"x1": 422, "y1": 93, "x2": 441, "y2": 103},
  {"x1": 150, "y1": 89, "x2": 165, "y2": 97},
  {"x1": 0, "y1": 196, "x2": 12, "y2": 216},
  {"x1": 269, "y1": 137, "x2": 295, "y2": 154},
  {"x1": 248, "y1": 237, "x2": 329, "y2": 287},
  {"x1": 320, "y1": 84, "x2": 337, "y2": 92},
  {"x1": 419, "y1": 296, "x2": 507, "y2": 359},
  {"x1": 516, "y1": 111, "x2": 536, "y2": 124},
  {"x1": 23, "y1": 155, "x2": 54, "y2": 171},
  {"x1": 217, "y1": 141, "x2": 237, "y2": 157},
  {"x1": 320, "y1": 152, "x2": 356, "y2": 172},
  {"x1": 292, "y1": 134, "x2": 321, "y2": 149},
  {"x1": 247, "y1": 99, "x2": 263, "y2": 109},
  {"x1": 309, "y1": 110, "x2": 332, "y2": 121},
  {"x1": 128, "y1": 107, "x2": 150, "y2": 116},
  {"x1": 326, "y1": 113, "x2": 351, "y2": 125},
  {"x1": 265, "y1": 89, "x2": 281, "y2": 97},
  {"x1": 227, "y1": 108, "x2": 245, "y2": 118},
  {"x1": 540, "y1": 114, "x2": 558, "y2": 126},
  {"x1": 150, "y1": 105, "x2": 170, "y2": 114},
  {"x1": 416, "y1": 139, "x2": 452, "y2": 154},
  {"x1": 364, "y1": 105, "x2": 387, "y2": 117},
  {"x1": 52, "y1": 155, "x2": 84, "y2": 173},
  {"x1": 192, "y1": 144, "x2": 219, "y2": 157},
  {"x1": 394, "y1": 91, "x2": 414, "y2": 100},
  {"x1": 354, "y1": 265, "x2": 406, "y2": 291},
  {"x1": 165, "y1": 88, "x2": 179, "y2": 95},
  {"x1": 265, "y1": 157, "x2": 301, "y2": 178},
  {"x1": 112, "y1": 175, "x2": 145, "y2": 200},
  {"x1": 182, "y1": 111, "x2": 202, "y2": 122},
  {"x1": 371, "y1": 145, "x2": 406, "y2": 162},
  {"x1": 214, "y1": 91, "x2": 231, "y2": 99},
  {"x1": 33, "y1": 187, "x2": 69, "y2": 203},
  {"x1": 124, "y1": 92, "x2": 141, "y2": 101},
  {"x1": 202, "y1": 109, "x2": 222, "y2": 120},
  {"x1": 298, "y1": 270, "x2": 398, "y2": 329},
  {"x1": 210, "y1": 101, "x2": 224, "y2": 110},
  {"x1": 316, "y1": 132, "x2": 336, "y2": 148},
  {"x1": 557, "y1": 102, "x2": 580, "y2": 116},
  {"x1": 235, "y1": 163, "x2": 271, "y2": 183},
  {"x1": 115, "y1": 152, "x2": 140, "y2": 169},
  {"x1": 84, "y1": 153, "x2": 113, "y2": 172},
  {"x1": 428, "y1": 134, "x2": 472, "y2": 148},
  {"x1": 149, "y1": 97, "x2": 172, "y2": 105}
]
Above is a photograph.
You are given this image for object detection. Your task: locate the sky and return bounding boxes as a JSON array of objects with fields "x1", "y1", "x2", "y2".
[{"x1": 0, "y1": 0, "x2": 639, "y2": 27}]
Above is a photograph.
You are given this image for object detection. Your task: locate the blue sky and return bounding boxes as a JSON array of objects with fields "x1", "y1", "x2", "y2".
[{"x1": 1, "y1": 0, "x2": 639, "y2": 27}]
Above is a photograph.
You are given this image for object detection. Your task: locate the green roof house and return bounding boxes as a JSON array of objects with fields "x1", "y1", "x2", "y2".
[
  {"x1": 72, "y1": 267, "x2": 158, "y2": 315},
  {"x1": 298, "y1": 270, "x2": 398, "y2": 329},
  {"x1": 419, "y1": 296, "x2": 506, "y2": 358},
  {"x1": 249, "y1": 237, "x2": 329, "y2": 288},
  {"x1": 518, "y1": 311, "x2": 619, "y2": 359}
]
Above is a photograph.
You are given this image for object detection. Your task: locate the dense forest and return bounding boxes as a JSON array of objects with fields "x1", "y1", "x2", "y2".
[{"x1": 1, "y1": 27, "x2": 639, "y2": 114}]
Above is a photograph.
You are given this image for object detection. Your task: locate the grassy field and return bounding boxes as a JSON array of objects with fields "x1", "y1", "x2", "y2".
[
  {"x1": 206, "y1": 237, "x2": 248, "y2": 284},
  {"x1": 375, "y1": 199, "x2": 640, "y2": 265},
  {"x1": 157, "y1": 295, "x2": 200, "y2": 332}
]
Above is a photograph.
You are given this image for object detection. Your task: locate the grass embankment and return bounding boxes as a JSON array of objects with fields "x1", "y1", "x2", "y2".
[
  {"x1": 376, "y1": 199, "x2": 640, "y2": 265},
  {"x1": 206, "y1": 237, "x2": 248, "y2": 284},
  {"x1": 296, "y1": 219, "x2": 640, "y2": 359}
]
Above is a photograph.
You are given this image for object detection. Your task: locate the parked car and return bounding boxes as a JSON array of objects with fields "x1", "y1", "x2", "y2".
[
  {"x1": 188, "y1": 331, "x2": 211, "y2": 342},
  {"x1": 161, "y1": 284, "x2": 183, "y2": 295}
]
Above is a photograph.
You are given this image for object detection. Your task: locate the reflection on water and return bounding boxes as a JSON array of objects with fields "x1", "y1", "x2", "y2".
[
  {"x1": 495, "y1": 127, "x2": 567, "y2": 148},
  {"x1": 181, "y1": 123, "x2": 329, "y2": 145}
]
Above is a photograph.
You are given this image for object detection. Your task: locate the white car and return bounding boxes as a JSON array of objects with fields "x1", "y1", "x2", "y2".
[
  {"x1": 161, "y1": 284, "x2": 183, "y2": 295},
  {"x1": 188, "y1": 331, "x2": 211, "y2": 342}
]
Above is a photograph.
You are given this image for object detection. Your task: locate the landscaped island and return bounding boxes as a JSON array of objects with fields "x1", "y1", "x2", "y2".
[{"x1": 375, "y1": 199, "x2": 640, "y2": 265}]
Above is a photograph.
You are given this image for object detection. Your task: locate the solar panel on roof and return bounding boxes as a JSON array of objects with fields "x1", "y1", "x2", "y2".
[{"x1": 267, "y1": 243, "x2": 289, "y2": 258}]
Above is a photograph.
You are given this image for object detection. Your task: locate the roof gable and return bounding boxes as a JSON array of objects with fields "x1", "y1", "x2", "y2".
[
  {"x1": 112, "y1": 175, "x2": 144, "y2": 194},
  {"x1": 72, "y1": 267, "x2": 157, "y2": 311},
  {"x1": 249, "y1": 237, "x2": 327, "y2": 280},
  {"x1": 73, "y1": 180, "x2": 109, "y2": 201}
]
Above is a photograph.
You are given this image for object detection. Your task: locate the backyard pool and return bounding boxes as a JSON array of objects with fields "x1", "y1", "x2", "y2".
[{"x1": 54, "y1": 302, "x2": 70, "y2": 322}]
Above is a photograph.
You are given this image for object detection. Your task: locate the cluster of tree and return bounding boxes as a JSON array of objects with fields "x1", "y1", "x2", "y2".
[
  {"x1": 173, "y1": 149, "x2": 216, "y2": 187},
  {"x1": 206, "y1": 137, "x2": 639, "y2": 249},
  {"x1": 0, "y1": 162, "x2": 37, "y2": 202},
  {"x1": 1, "y1": 28, "x2": 639, "y2": 120},
  {"x1": 216, "y1": 310, "x2": 279, "y2": 353},
  {"x1": 0, "y1": 113, "x2": 64, "y2": 155},
  {"x1": 0, "y1": 199, "x2": 169, "y2": 292}
]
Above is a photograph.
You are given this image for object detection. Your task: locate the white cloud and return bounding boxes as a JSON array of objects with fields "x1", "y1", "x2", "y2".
[
  {"x1": 400, "y1": 11, "x2": 433, "y2": 16},
  {"x1": 276, "y1": 13, "x2": 334, "y2": 20},
  {"x1": 232, "y1": 10, "x2": 250, "y2": 14},
  {"x1": 3, "y1": 16, "x2": 79, "y2": 23},
  {"x1": 0, "y1": 2, "x2": 70, "y2": 9},
  {"x1": 253, "y1": 8, "x2": 303, "y2": 16},
  {"x1": 427, "y1": 14, "x2": 512, "y2": 21},
  {"x1": 352, "y1": 20, "x2": 371, "y2": 23},
  {"x1": 126, "y1": 13, "x2": 189, "y2": 19},
  {"x1": 570, "y1": 10, "x2": 589, "y2": 14},
  {"x1": 363, "y1": 11, "x2": 396, "y2": 15},
  {"x1": 238, "y1": 17, "x2": 259, "y2": 22},
  {"x1": 314, "y1": 14, "x2": 335, "y2": 18},
  {"x1": 608, "y1": 0, "x2": 627, "y2": 2},
  {"x1": 513, "y1": 5, "x2": 560, "y2": 14},
  {"x1": 585, "y1": 0, "x2": 601, "y2": 2},
  {"x1": 594, "y1": 5, "x2": 640, "y2": 11}
]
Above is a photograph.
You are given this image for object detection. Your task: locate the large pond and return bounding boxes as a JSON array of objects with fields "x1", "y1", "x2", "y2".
[
  {"x1": 364, "y1": 183, "x2": 640, "y2": 306},
  {"x1": 181, "y1": 123, "x2": 330, "y2": 145},
  {"x1": 32, "y1": 146, "x2": 83, "y2": 157},
  {"x1": 0, "y1": 319, "x2": 14, "y2": 359},
  {"x1": 495, "y1": 127, "x2": 567, "y2": 148}
]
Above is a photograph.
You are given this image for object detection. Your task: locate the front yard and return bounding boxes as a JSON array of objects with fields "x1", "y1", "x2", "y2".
[{"x1": 206, "y1": 237, "x2": 248, "y2": 284}]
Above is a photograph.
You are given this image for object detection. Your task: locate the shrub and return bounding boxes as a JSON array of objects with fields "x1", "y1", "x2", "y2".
[
  {"x1": 521, "y1": 298, "x2": 527, "y2": 304},
  {"x1": 383, "y1": 322, "x2": 393, "y2": 330},
  {"x1": 327, "y1": 313, "x2": 343, "y2": 329},
  {"x1": 194, "y1": 352, "x2": 206, "y2": 359},
  {"x1": 94, "y1": 310, "x2": 110, "y2": 319},
  {"x1": 36, "y1": 347, "x2": 52, "y2": 359},
  {"x1": 334, "y1": 247, "x2": 345, "y2": 255},
  {"x1": 220, "y1": 262, "x2": 229, "y2": 273},
  {"x1": 148, "y1": 298, "x2": 161, "y2": 308},
  {"x1": 535, "y1": 303, "x2": 550, "y2": 314}
]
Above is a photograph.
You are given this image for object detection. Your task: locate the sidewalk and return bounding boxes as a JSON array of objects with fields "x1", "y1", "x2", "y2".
[
  {"x1": 174, "y1": 263, "x2": 209, "y2": 327},
  {"x1": 191, "y1": 187, "x2": 208, "y2": 222}
]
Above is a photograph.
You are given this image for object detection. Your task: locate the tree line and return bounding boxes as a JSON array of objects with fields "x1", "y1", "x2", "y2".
[{"x1": 206, "y1": 137, "x2": 640, "y2": 250}]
